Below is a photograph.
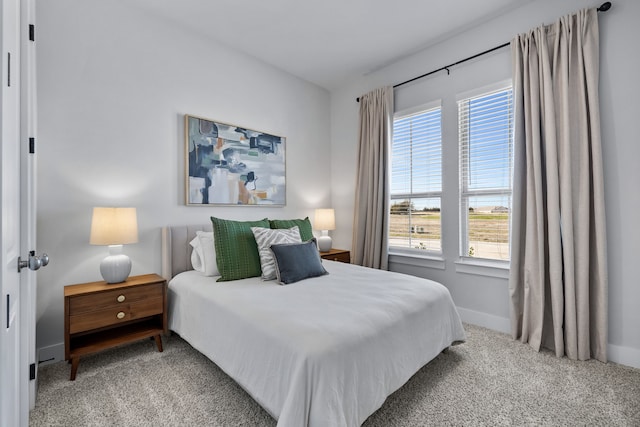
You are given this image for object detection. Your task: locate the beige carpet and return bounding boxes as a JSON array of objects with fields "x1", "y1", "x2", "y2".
[{"x1": 30, "y1": 324, "x2": 640, "y2": 426}]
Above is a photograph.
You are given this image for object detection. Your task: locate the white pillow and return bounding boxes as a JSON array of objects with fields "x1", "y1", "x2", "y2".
[
  {"x1": 251, "y1": 226, "x2": 302, "y2": 280},
  {"x1": 189, "y1": 231, "x2": 218, "y2": 276},
  {"x1": 190, "y1": 238, "x2": 205, "y2": 272}
]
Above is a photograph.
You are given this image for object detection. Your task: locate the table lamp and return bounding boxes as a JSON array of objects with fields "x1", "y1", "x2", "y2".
[
  {"x1": 90, "y1": 207, "x2": 138, "y2": 283},
  {"x1": 314, "y1": 208, "x2": 335, "y2": 252}
]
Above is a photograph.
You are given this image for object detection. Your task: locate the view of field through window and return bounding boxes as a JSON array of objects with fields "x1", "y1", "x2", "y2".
[{"x1": 388, "y1": 201, "x2": 511, "y2": 258}]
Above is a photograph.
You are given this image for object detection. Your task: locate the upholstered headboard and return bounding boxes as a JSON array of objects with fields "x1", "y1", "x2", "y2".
[{"x1": 161, "y1": 224, "x2": 212, "y2": 280}]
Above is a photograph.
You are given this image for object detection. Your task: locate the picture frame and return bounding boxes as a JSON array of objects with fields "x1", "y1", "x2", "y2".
[{"x1": 185, "y1": 114, "x2": 286, "y2": 206}]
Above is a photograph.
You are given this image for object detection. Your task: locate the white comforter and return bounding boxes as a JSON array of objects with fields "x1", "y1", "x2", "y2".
[{"x1": 168, "y1": 261, "x2": 465, "y2": 427}]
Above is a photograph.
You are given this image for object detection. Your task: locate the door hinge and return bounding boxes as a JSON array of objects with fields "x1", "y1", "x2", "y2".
[
  {"x1": 29, "y1": 137, "x2": 35, "y2": 154},
  {"x1": 29, "y1": 363, "x2": 36, "y2": 380},
  {"x1": 29, "y1": 24, "x2": 35, "y2": 42}
]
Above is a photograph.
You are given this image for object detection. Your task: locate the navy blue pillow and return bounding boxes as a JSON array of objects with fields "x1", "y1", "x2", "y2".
[{"x1": 269, "y1": 239, "x2": 328, "y2": 285}]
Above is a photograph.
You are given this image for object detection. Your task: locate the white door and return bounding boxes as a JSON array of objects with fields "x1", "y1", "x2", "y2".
[
  {"x1": 19, "y1": 0, "x2": 38, "y2": 416},
  {"x1": 1, "y1": 0, "x2": 39, "y2": 425},
  {"x1": 1, "y1": 0, "x2": 24, "y2": 425}
]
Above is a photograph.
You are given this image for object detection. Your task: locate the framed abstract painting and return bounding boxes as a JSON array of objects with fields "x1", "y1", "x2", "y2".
[{"x1": 185, "y1": 114, "x2": 286, "y2": 206}]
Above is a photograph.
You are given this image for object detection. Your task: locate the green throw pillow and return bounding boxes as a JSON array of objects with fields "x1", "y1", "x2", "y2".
[
  {"x1": 211, "y1": 217, "x2": 269, "y2": 282},
  {"x1": 269, "y1": 217, "x2": 313, "y2": 241}
]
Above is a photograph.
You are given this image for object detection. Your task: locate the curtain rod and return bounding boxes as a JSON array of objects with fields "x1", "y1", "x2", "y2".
[{"x1": 356, "y1": 1, "x2": 612, "y2": 102}]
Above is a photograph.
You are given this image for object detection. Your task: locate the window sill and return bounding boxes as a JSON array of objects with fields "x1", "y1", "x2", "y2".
[
  {"x1": 388, "y1": 251, "x2": 446, "y2": 270},
  {"x1": 454, "y1": 258, "x2": 510, "y2": 279}
]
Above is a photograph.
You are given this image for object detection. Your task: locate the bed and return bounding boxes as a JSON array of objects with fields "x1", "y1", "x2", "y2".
[{"x1": 162, "y1": 224, "x2": 466, "y2": 427}]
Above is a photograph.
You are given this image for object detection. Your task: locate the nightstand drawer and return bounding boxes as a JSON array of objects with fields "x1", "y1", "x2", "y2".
[
  {"x1": 325, "y1": 252, "x2": 350, "y2": 263},
  {"x1": 69, "y1": 297, "x2": 164, "y2": 334},
  {"x1": 69, "y1": 283, "x2": 163, "y2": 315},
  {"x1": 320, "y1": 249, "x2": 351, "y2": 263}
]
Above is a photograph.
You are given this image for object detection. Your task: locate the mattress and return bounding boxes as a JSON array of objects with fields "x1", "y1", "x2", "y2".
[{"x1": 168, "y1": 260, "x2": 465, "y2": 427}]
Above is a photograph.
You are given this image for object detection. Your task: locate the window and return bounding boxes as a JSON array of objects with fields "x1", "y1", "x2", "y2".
[
  {"x1": 458, "y1": 86, "x2": 514, "y2": 261},
  {"x1": 389, "y1": 103, "x2": 442, "y2": 253}
]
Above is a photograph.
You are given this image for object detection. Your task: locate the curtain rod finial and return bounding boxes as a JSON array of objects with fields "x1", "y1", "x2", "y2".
[{"x1": 598, "y1": 2, "x2": 611, "y2": 12}]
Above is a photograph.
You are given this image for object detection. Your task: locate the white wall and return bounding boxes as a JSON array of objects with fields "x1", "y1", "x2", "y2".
[
  {"x1": 35, "y1": 0, "x2": 331, "y2": 355},
  {"x1": 331, "y1": 0, "x2": 640, "y2": 367}
]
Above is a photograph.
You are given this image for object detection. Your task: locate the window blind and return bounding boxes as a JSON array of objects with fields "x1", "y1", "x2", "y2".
[
  {"x1": 458, "y1": 87, "x2": 513, "y2": 261},
  {"x1": 390, "y1": 106, "x2": 442, "y2": 253},
  {"x1": 391, "y1": 108, "x2": 442, "y2": 196}
]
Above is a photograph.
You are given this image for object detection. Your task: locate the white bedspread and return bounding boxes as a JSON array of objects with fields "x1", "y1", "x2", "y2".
[{"x1": 168, "y1": 261, "x2": 465, "y2": 427}]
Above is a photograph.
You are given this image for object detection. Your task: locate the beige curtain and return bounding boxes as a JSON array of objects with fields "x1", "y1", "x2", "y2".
[
  {"x1": 352, "y1": 87, "x2": 393, "y2": 269},
  {"x1": 509, "y1": 8, "x2": 608, "y2": 362}
]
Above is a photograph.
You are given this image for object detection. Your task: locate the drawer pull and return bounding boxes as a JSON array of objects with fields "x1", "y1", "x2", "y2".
[
  {"x1": 116, "y1": 311, "x2": 125, "y2": 319},
  {"x1": 117, "y1": 295, "x2": 125, "y2": 303}
]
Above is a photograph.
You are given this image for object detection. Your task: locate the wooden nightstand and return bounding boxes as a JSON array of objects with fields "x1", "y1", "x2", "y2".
[
  {"x1": 319, "y1": 248, "x2": 351, "y2": 263},
  {"x1": 64, "y1": 273, "x2": 167, "y2": 381}
]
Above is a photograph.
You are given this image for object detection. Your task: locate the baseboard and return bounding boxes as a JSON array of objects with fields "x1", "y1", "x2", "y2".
[
  {"x1": 608, "y1": 343, "x2": 640, "y2": 369},
  {"x1": 457, "y1": 306, "x2": 640, "y2": 369},
  {"x1": 37, "y1": 342, "x2": 64, "y2": 367},
  {"x1": 456, "y1": 306, "x2": 511, "y2": 334}
]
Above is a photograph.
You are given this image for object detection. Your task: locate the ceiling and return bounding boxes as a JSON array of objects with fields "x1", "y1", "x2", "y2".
[{"x1": 129, "y1": 0, "x2": 534, "y2": 90}]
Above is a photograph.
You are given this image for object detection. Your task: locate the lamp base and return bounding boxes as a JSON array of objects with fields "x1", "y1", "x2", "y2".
[
  {"x1": 100, "y1": 245, "x2": 132, "y2": 283},
  {"x1": 317, "y1": 232, "x2": 332, "y2": 252}
]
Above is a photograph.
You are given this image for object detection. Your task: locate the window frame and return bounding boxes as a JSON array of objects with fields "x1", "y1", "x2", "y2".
[
  {"x1": 457, "y1": 80, "x2": 514, "y2": 264},
  {"x1": 388, "y1": 100, "x2": 443, "y2": 257}
]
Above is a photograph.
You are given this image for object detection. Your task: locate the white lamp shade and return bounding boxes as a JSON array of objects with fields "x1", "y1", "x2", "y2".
[
  {"x1": 90, "y1": 207, "x2": 138, "y2": 283},
  {"x1": 314, "y1": 209, "x2": 335, "y2": 231},
  {"x1": 90, "y1": 207, "x2": 138, "y2": 245}
]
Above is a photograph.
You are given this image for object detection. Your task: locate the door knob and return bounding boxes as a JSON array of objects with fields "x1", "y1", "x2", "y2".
[{"x1": 18, "y1": 251, "x2": 50, "y2": 272}]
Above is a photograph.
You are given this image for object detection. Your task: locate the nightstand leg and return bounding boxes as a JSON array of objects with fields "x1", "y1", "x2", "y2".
[
  {"x1": 153, "y1": 335, "x2": 163, "y2": 352},
  {"x1": 70, "y1": 357, "x2": 80, "y2": 381}
]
